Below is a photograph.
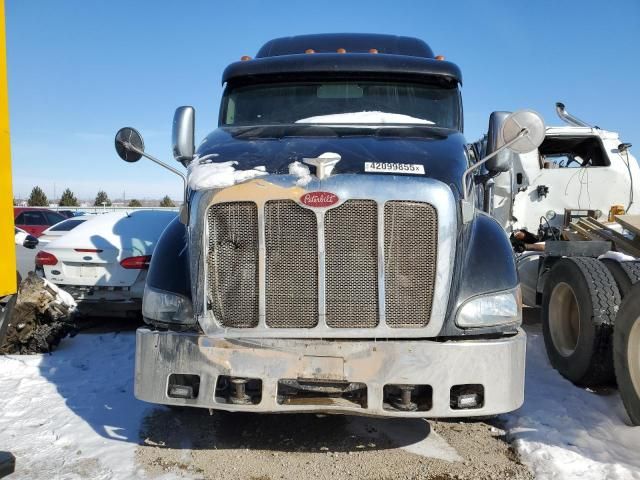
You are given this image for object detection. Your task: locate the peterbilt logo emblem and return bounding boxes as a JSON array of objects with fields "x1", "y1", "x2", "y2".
[{"x1": 300, "y1": 192, "x2": 339, "y2": 208}]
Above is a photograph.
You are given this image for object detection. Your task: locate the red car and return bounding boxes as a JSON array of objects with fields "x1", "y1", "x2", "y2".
[{"x1": 14, "y1": 208, "x2": 66, "y2": 237}]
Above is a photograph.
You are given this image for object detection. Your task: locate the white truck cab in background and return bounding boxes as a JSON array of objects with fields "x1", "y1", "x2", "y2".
[{"x1": 489, "y1": 103, "x2": 640, "y2": 234}]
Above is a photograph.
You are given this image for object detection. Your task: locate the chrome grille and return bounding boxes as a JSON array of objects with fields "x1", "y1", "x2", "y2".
[
  {"x1": 265, "y1": 200, "x2": 318, "y2": 328},
  {"x1": 325, "y1": 200, "x2": 379, "y2": 328},
  {"x1": 384, "y1": 201, "x2": 438, "y2": 327},
  {"x1": 207, "y1": 202, "x2": 259, "y2": 328},
  {"x1": 206, "y1": 198, "x2": 439, "y2": 331}
]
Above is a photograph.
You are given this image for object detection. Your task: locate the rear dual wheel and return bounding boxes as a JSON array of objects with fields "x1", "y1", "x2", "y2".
[
  {"x1": 613, "y1": 282, "x2": 640, "y2": 425},
  {"x1": 542, "y1": 257, "x2": 620, "y2": 386}
]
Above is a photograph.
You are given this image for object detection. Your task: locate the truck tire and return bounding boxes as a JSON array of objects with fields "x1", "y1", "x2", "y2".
[
  {"x1": 613, "y1": 282, "x2": 640, "y2": 425},
  {"x1": 542, "y1": 257, "x2": 620, "y2": 386},
  {"x1": 601, "y1": 259, "x2": 640, "y2": 297}
]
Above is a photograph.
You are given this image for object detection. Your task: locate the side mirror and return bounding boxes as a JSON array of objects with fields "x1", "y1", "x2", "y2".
[
  {"x1": 172, "y1": 106, "x2": 195, "y2": 165},
  {"x1": 114, "y1": 127, "x2": 145, "y2": 162},
  {"x1": 114, "y1": 122, "x2": 188, "y2": 221},
  {"x1": 500, "y1": 110, "x2": 546, "y2": 154},
  {"x1": 485, "y1": 111, "x2": 511, "y2": 173},
  {"x1": 23, "y1": 235, "x2": 39, "y2": 249},
  {"x1": 462, "y1": 109, "x2": 545, "y2": 215},
  {"x1": 485, "y1": 110, "x2": 546, "y2": 173}
]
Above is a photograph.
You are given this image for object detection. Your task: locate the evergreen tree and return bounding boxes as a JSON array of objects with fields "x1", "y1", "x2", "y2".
[
  {"x1": 27, "y1": 186, "x2": 48, "y2": 206},
  {"x1": 159, "y1": 195, "x2": 175, "y2": 207},
  {"x1": 59, "y1": 188, "x2": 79, "y2": 207},
  {"x1": 128, "y1": 199, "x2": 142, "y2": 207},
  {"x1": 94, "y1": 190, "x2": 112, "y2": 207}
]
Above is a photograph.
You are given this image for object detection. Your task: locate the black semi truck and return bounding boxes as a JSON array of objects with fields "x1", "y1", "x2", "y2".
[{"x1": 115, "y1": 33, "x2": 544, "y2": 417}]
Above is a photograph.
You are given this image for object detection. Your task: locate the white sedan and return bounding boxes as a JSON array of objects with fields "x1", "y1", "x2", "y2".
[{"x1": 35, "y1": 210, "x2": 177, "y2": 317}]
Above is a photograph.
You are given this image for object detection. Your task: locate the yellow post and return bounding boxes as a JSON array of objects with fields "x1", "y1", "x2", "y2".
[{"x1": 0, "y1": 0, "x2": 16, "y2": 297}]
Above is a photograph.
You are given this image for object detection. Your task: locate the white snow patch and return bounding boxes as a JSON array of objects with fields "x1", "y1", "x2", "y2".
[
  {"x1": 187, "y1": 159, "x2": 267, "y2": 191},
  {"x1": 288, "y1": 161, "x2": 312, "y2": 186},
  {"x1": 295, "y1": 111, "x2": 434, "y2": 125},
  {"x1": 504, "y1": 324, "x2": 640, "y2": 480},
  {"x1": 599, "y1": 251, "x2": 637, "y2": 262},
  {"x1": 14, "y1": 231, "x2": 28, "y2": 246},
  {"x1": 0, "y1": 333, "x2": 170, "y2": 479},
  {"x1": 42, "y1": 277, "x2": 77, "y2": 312}
]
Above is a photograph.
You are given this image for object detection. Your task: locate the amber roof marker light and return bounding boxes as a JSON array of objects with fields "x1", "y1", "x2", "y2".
[
  {"x1": 435, "y1": 55, "x2": 445, "y2": 61},
  {"x1": 337, "y1": 48, "x2": 346, "y2": 54},
  {"x1": 240, "y1": 55, "x2": 252, "y2": 61},
  {"x1": 305, "y1": 48, "x2": 315, "y2": 54},
  {"x1": 369, "y1": 48, "x2": 379, "y2": 54}
]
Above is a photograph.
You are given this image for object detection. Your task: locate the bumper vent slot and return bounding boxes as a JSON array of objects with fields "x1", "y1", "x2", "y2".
[
  {"x1": 207, "y1": 202, "x2": 259, "y2": 328},
  {"x1": 265, "y1": 200, "x2": 318, "y2": 328},
  {"x1": 325, "y1": 200, "x2": 379, "y2": 328},
  {"x1": 384, "y1": 201, "x2": 437, "y2": 327}
]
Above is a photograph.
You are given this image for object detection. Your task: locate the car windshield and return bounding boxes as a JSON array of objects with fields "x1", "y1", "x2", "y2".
[{"x1": 221, "y1": 80, "x2": 461, "y2": 130}]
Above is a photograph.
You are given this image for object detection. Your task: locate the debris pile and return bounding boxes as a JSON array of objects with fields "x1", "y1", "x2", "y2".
[{"x1": 0, "y1": 273, "x2": 77, "y2": 354}]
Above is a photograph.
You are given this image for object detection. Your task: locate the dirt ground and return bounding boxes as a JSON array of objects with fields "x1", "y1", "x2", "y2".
[{"x1": 136, "y1": 408, "x2": 533, "y2": 480}]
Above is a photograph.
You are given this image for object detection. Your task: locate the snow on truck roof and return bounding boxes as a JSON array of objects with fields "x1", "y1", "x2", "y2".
[
  {"x1": 295, "y1": 111, "x2": 434, "y2": 125},
  {"x1": 45, "y1": 210, "x2": 177, "y2": 255}
]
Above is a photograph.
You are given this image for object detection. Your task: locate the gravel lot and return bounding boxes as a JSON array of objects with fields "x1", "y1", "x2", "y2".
[{"x1": 137, "y1": 408, "x2": 533, "y2": 480}]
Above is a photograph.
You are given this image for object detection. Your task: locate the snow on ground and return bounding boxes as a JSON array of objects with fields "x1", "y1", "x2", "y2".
[
  {"x1": 0, "y1": 331, "x2": 173, "y2": 480},
  {"x1": 0, "y1": 325, "x2": 639, "y2": 479},
  {"x1": 504, "y1": 324, "x2": 640, "y2": 480}
]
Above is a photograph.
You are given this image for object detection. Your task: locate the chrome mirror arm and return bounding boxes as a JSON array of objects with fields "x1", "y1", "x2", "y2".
[
  {"x1": 461, "y1": 128, "x2": 527, "y2": 202},
  {"x1": 119, "y1": 140, "x2": 188, "y2": 208}
]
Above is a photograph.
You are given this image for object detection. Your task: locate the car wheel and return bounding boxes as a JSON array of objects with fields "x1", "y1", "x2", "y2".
[
  {"x1": 542, "y1": 257, "x2": 620, "y2": 386},
  {"x1": 614, "y1": 282, "x2": 640, "y2": 425}
]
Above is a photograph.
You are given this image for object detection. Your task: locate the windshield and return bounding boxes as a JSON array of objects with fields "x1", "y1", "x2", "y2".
[{"x1": 221, "y1": 80, "x2": 461, "y2": 130}]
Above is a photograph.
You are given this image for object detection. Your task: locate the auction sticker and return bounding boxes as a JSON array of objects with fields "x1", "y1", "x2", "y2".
[{"x1": 364, "y1": 162, "x2": 425, "y2": 174}]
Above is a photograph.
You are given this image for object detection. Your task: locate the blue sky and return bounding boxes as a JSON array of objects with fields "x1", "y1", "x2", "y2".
[{"x1": 6, "y1": 0, "x2": 640, "y2": 201}]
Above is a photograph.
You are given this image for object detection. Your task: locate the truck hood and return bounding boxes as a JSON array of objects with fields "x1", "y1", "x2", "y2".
[{"x1": 194, "y1": 125, "x2": 469, "y2": 196}]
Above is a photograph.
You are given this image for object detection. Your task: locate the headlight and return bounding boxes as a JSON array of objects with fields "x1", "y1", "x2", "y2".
[
  {"x1": 142, "y1": 285, "x2": 195, "y2": 325},
  {"x1": 456, "y1": 286, "x2": 522, "y2": 328}
]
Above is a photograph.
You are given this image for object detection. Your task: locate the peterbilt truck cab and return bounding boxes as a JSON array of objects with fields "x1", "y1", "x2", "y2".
[{"x1": 115, "y1": 34, "x2": 543, "y2": 417}]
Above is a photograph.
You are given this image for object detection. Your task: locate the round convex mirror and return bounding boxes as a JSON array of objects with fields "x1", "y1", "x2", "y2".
[
  {"x1": 501, "y1": 110, "x2": 546, "y2": 154},
  {"x1": 115, "y1": 127, "x2": 145, "y2": 162}
]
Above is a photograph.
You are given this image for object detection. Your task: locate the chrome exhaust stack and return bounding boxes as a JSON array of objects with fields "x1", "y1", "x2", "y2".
[{"x1": 555, "y1": 102, "x2": 592, "y2": 127}]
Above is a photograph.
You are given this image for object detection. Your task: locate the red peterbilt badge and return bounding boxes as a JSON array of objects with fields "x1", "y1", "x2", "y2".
[{"x1": 300, "y1": 191, "x2": 339, "y2": 208}]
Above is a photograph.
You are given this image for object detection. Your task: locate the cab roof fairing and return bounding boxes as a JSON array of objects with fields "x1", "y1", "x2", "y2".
[
  {"x1": 255, "y1": 33, "x2": 435, "y2": 58},
  {"x1": 221, "y1": 53, "x2": 462, "y2": 87}
]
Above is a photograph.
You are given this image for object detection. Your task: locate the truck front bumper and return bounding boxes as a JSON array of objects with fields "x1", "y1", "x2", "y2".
[{"x1": 134, "y1": 328, "x2": 526, "y2": 417}]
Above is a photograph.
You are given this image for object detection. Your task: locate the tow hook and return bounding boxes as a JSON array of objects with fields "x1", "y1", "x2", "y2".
[
  {"x1": 229, "y1": 377, "x2": 252, "y2": 405},
  {"x1": 391, "y1": 385, "x2": 418, "y2": 412}
]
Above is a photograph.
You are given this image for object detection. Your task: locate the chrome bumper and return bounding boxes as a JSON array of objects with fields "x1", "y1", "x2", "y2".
[{"x1": 134, "y1": 328, "x2": 526, "y2": 417}]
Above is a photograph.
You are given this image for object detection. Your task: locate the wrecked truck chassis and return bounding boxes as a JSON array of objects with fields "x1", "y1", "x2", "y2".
[{"x1": 135, "y1": 329, "x2": 526, "y2": 417}]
